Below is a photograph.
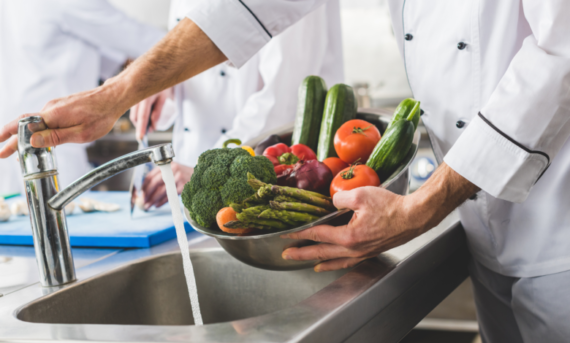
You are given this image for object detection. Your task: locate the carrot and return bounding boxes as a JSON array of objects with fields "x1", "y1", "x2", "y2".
[{"x1": 216, "y1": 207, "x2": 253, "y2": 235}]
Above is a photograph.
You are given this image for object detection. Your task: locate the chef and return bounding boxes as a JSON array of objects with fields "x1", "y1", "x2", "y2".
[
  {"x1": 1, "y1": 1, "x2": 569, "y2": 341},
  {"x1": 129, "y1": 0, "x2": 343, "y2": 209},
  {"x1": 0, "y1": 0, "x2": 164, "y2": 194}
]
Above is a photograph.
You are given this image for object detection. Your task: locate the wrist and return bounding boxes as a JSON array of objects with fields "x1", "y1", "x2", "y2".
[
  {"x1": 402, "y1": 190, "x2": 435, "y2": 234},
  {"x1": 100, "y1": 73, "x2": 140, "y2": 119}
]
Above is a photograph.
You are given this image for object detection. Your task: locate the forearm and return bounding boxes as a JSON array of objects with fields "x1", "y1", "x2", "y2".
[
  {"x1": 406, "y1": 162, "x2": 479, "y2": 233},
  {"x1": 105, "y1": 18, "x2": 227, "y2": 114}
]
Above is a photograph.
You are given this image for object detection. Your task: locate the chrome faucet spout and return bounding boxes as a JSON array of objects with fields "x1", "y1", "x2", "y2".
[
  {"x1": 48, "y1": 144, "x2": 174, "y2": 211},
  {"x1": 17, "y1": 116, "x2": 174, "y2": 287}
]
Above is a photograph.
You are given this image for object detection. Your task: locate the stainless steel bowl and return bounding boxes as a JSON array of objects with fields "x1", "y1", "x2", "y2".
[{"x1": 184, "y1": 108, "x2": 420, "y2": 271}]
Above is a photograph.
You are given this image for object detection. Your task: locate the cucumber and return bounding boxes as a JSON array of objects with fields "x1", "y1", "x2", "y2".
[
  {"x1": 316, "y1": 84, "x2": 357, "y2": 160},
  {"x1": 367, "y1": 115, "x2": 415, "y2": 179},
  {"x1": 291, "y1": 76, "x2": 328, "y2": 152},
  {"x1": 386, "y1": 98, "x2": 421, "y2": 131}
]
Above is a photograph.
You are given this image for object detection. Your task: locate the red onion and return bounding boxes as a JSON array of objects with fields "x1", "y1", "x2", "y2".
[{"x1": 285, "y1": 160, "x2": 333, "y2": 194}]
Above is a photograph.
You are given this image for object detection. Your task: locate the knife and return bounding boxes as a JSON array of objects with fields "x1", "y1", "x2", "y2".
[{"x1": 129, "y1": 110, "x2": 154, "y2": 217}]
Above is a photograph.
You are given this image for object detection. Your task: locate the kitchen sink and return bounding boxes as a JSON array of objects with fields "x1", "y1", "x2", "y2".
[
  {"x1": 0, "y1": 214, "x2": 469, "y2": 342},
  {"x1": 17, "y1": 249, "x2": 345, "y2": 326}
]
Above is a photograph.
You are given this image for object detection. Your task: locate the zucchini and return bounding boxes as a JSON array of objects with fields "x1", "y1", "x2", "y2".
[
  {"x1": 316, "y1": 84, "x2": 357, "y2": 160},
  {"x1": 386, "y1": 98, "x2": 421, "y2": 131},
  {"x1": 367, "y1": 111, "x2": 416, "y2": 179},
  {"x1": 291, "y1": 76, "x2": 328, "y2": 152}
]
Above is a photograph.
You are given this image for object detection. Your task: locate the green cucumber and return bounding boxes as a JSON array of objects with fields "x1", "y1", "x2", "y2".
[
  {"x1": 291, "y1": 76, "x2": 328, "y2": 151},
  {"x1": 367, "y1": 110, "x2": 416, "y2": 179},
  {"x1": 316, "y1": 84, "x2": 357, "y2": 160},
  {"x1": 387, "y1": 98, "x2": 421, "y2": 131}
]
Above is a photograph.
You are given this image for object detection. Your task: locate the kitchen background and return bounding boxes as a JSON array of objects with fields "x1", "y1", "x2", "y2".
[{"x1": 1, "y1": 1, "x2": 477, "y2": 342}]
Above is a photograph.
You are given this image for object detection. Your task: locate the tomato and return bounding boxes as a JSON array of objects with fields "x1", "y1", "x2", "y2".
[
  {"x1": 330, "y1": 164, "x2": 380, "y2": 198},
  {"x1": 323, "y1": 157, "x2": 349, "y2": 177},
  {"x1": 334, "y1": 119, "x2": 381, "y2": 164}
]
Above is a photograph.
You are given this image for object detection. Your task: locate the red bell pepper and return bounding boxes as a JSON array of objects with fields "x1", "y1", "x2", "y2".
[
  {"x1": 263, "y1": 143, "x2": 317, "y2": 176},
  {"x1": 290, "y1": 144, "x2": 317, "y2": 161}
]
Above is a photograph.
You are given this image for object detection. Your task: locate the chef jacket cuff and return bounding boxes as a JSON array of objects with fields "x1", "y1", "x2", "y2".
[
  {"x1": 185, "y1": 0, "x2": 271, "y2": 68},
  {"x1": 443, "y1": 114, "x2": 549, "y2": 203}
]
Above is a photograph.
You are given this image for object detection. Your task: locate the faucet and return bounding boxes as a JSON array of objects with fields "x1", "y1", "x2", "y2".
[{"x1": 17, "y1": 116, "x2": 175, "y2": 287}]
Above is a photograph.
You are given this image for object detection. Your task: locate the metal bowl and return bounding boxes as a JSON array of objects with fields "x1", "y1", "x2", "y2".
[{"x1": 184, "y1": 108, "x2": 420, "y2": 271}]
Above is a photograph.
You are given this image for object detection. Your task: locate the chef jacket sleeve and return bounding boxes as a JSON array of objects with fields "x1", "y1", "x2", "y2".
[
  {"x1": 56, "y1": 0, "x2": 165, "y2": 59},
  {"x1": 185, "y1": 0, "x2": 328, "y2": 68},
  {"x1": 212, "y1": 5, "x2": 341, "y2": 148},
  {"x1": 444, "y1": 0, "x2": 570, "y2": 203}
]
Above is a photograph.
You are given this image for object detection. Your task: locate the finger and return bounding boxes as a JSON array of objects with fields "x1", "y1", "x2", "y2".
[
  {"x1": 176, "y1": 181, "x2": 185, "y2": 195},
  {"x1": 142, "y1": 168, "x2": 161, "y2": 190},
  {"x1": 0, "y1": 114, "x2": 32, "y2": 142},
  {"x1": 314, "y1": 257, "x2": 367, "y2": 272},
  {"x1": 282, "y1": 243, "x2": 353, "y2": 262},
  {"x1": 129, "y1": 104, "x2": 139, "y2": 125},
  {"x1": 143, "y1": 172, "x2": 165, "y2": 204},
  {"x1": 30, "y1": 126, "x2": 84, "y2": 148},
  {"x1": 136, "y1": 99, "x2": 152, "y2": 140},
  {"x1": 145, "y1": 184, "x2": 166, "y2": 210},
  {"x1": 149, "y1": 95, "x2": 167, "y2": 132},
  {"x1": 332, "y1": 188, "x2": 363, "y2": 210},
  {"x1": 153, "y1": 193, "x2": 169, "y2": 209},
  {"x1": 0, "y1": 136, "x2": 18, "y2": 158},
  {"x1": 281, "y1": 224, "x2": 348, "y2": 245}
]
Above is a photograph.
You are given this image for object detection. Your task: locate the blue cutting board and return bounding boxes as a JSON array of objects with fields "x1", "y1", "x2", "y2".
[{"x1": 0, "y1": 191, "x2": 194, "y2": 248}]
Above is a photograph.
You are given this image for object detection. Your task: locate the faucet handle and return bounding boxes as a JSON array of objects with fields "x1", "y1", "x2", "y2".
[{"x1": 17, "y1": 116, "x2": 57, "y2": 177}]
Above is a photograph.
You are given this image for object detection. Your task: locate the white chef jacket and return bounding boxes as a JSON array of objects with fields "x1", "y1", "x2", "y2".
[
  {"x1": 183, "y1": 0, "x2": 570, "y2": 278},
  {"x1": 0, "y1": 0, "x2": 164, "y2": 193},
  {"x1": 168, "y1": 0, "x2": 343, "y2": 167}
]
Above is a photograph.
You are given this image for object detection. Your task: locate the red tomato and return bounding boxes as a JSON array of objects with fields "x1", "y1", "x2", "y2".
[
  {"x1": 323, "y1": 157, "x2": 349, "y2": 177},
  {"x1": 334, "y1": 119, "x2": 381, "y2": 164},
  {"x1": 330, "y1": 164, "x2": 380, "y2": 198}
]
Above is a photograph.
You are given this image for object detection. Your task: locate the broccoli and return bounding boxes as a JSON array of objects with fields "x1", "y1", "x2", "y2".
[{"x1": 182, "y1": 148, "x2": 277, "y2": 228}]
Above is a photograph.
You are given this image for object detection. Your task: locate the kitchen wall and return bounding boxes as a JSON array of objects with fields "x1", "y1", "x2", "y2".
[
  {"x1": 340, "y1": 0, "x2": 411, "y2": 106},
  {"x1": 108, "y1": 0, "x2": 411, "y2": 107}
]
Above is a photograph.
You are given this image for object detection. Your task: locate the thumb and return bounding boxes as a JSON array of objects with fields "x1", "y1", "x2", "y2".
[
  {"x1": 30, "y1": 126, "x2": 82, "y2": 148},
  {"x1": 332, "y1": 188, "x2": 364, "y2": 211}
]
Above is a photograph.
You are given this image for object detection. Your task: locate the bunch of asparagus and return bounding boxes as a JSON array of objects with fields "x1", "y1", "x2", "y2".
[{"x1": 225, "y1": 173, "x2": 336, "y2": 230}]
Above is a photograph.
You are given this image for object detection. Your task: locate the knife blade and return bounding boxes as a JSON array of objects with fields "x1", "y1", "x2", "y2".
[{"x1": 129, "y1": 109, "x2": 154, "y2": 217}]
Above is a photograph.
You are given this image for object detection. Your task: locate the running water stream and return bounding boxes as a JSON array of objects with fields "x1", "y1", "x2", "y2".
[{"x1": 159, "y1": 164, "x2": 204, "y2": 326}]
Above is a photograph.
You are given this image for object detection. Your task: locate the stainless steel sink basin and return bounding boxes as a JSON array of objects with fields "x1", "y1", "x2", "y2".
[{"x1": 17, "y1": 249, "x2": 345, "y2": 325}]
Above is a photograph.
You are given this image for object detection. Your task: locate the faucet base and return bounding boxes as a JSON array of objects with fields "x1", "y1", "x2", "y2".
[{"x1": 25, "y1": 175, "x2": 76, "y2": 287}]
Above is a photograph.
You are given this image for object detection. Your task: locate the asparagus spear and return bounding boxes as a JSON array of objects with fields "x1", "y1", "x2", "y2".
[
  {"x1": 224, "y1": 220, "x2": 272, "y2": 230},
  {"x1": 269, "y1": 186, "x2": 336, "y2": 211},
  {"x1": 247, "y1": 173, "x2": 266, "y2": 190},
  {"x1": 269, "y1": 201, "x2": 332, "y2": 216},
  {"x1": 230, "y1": 203, "x2": 244, "y2": 213},
  {"x1": 233, "y1": 215, "x2": 290, "y2": 230},
  {"x1": 257, "y1": 184, "x2": 275, "y2": 200},
  {"x1": 258, "y1": 209, "x2": 320, "y2": 224},
  {"x1": 273, "y1": 195, "x2": 299, "y2": 203},
  {"x1": 236, "y1": 205, "x2": 271, "y2": 222}
]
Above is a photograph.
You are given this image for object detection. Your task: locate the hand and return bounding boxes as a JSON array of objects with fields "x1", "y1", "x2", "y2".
[
  {"x1": 0, "y1": 18, "x2": 226, "y2": 159},
  {"x1": 130, "y1": 88, "x2": 174, "y2": 141},
  {"x1": 0, "y1": 82, "x2": 132, "y2": 158},
  {"x1": 142, "y1": 162, "x2": 193, "y2": 210},
  {"x1": 281, "y1": 187, "x2": 423, "y2": 272},
  {"x1": 281, "y1": 163, "x2": 479, "y2": 272}
]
